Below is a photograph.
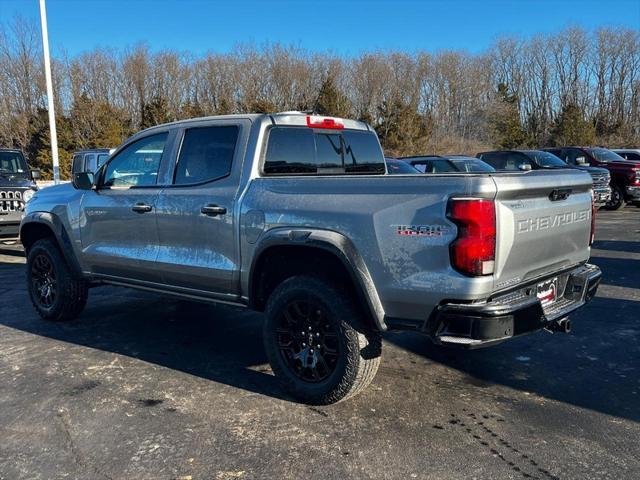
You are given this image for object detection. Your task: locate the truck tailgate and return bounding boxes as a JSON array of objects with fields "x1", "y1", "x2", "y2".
[{"x1": 491, "y1": 169, "x2": 593, "y2": 291}]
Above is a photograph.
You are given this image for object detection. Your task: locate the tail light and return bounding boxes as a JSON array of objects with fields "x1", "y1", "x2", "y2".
[
  {"x1": 306, "y1": 115, "x2": 344, "y2": 130},
  {"x1": 590, "y1": 196, "x2": 596, "y2": 246},
  {"x1": 447, "y1": 198, "x2": 496, "y2": 276}
]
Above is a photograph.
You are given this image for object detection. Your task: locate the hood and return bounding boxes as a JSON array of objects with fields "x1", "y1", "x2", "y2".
[
  {"x1": 0, "y1": 175, "x2": 37, "y2": 189},
  {"x1": 571, "y1": 165, "x2": 610, "y2": 175},
  {"x1": 609, "y1": 159, "x2": 640, "y2": 168},
  {"x1": 25, "y1": 182, "x2": 77, "y2": 213},
  {"x1": 600, "y1": 159, "x2": 640, "y2": 170},
  {"x1": 32, "y1": 182, "x2": 74, "y2": 197}
]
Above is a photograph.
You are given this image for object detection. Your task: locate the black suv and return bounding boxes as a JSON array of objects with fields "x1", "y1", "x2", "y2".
[
  {"x1": 477, "y1": 150, "x2": 612, "y2": 206},
  {"x1": 0, "y1": 149, "x2": 39, "y2": 239}
]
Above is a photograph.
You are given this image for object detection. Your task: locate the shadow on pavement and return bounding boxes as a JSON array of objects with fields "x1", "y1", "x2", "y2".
[
  {"x1": 592, "y1": 240, "x2": 640, "y2": 254},
  {"x1": 385, "y1": 293, "x2": 640, "y2": 422},
  {"x1": 1, "y1": 244, "x2": 639, "y2": 420},
  {"x1": 589, "y1": 256, "x2": 640, "y2": 289},
  {"x1": 0, "y1": 258, "x2": 291, "y2": 403}
]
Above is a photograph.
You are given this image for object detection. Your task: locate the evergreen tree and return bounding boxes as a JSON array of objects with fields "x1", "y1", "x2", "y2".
[
  {"x1": 249, "y1": 99, "x2": 276, "y2": 114},
  {"x1": 70, "y1": 94, "x2": 130, "y2": 149},
  {"x1": 141, "y1": 96, "x2": 170, "y2": 129},
  {"x1": 490, "y1": 83, "x2": 527, "y2": 149},
  {"x1": 550, "y1": 103, "x2": 596, "y2": 146},
  {"x1": 314, "y1": 76, "x2": 352, "y2": 117},
  {"x1": 29, "y1": 109, "x2": 74, "y2": 180},
  {"x1": 376, "y1": 99, "x2": 431, "y2": 156}
]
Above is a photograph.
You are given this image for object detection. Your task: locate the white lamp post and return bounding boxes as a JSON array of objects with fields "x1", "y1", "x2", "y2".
[{"x1": 38, "y1": 0, "x2": 60, "y2": 184}]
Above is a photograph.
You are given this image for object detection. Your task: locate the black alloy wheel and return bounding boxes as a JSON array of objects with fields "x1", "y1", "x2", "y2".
[
  {"x1": 276, "y1": 299, "x2": 341, "y2": 383},
  {"x1": 30, "y1": 253, "x2": 57, "y2": 310}
]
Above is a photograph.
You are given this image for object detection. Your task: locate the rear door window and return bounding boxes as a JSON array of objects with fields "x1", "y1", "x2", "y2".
[
  {"x1": 174, "y1": 125, "x2": 239, "y2": 184},
  {"x1": 263, "y1": 127, "x2": 384, "y2": 175}
]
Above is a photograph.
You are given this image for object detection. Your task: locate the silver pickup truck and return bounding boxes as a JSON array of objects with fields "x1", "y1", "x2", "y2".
[{"x1": 20, "y1": 112, "x2": 601, "y2": 404}]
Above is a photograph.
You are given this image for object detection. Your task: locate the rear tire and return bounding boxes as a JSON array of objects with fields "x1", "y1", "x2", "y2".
[
  {"x1": 604, "y1": 184, "x2": 625, "y2": 210},
  {"x1": 26, "y1": 238, "x2": 88, "y2": 321},
  {"x1": 263, "y1": 275, "x2": 381, "y2": 405}
]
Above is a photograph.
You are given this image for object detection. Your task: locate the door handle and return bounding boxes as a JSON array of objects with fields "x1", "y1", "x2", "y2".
[
  {"x1": 131, "y1": 203, "x2": 153, "y2": 213},
  {"x1": 201, "y1": 204, "x2": 227, "y2": 216}
]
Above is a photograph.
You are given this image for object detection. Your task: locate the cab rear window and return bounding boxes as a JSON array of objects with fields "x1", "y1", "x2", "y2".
[{"x1": 263, "y1": 127, "x2": 385, "y2": 175}]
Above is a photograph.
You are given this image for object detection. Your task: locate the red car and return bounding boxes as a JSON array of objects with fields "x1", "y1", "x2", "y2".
[{"x1": 544, "y1": 147, "x2": 640, "y2": 210}]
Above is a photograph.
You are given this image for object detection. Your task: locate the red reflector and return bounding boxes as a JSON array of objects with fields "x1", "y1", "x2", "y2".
[
  {"x1": 447, "y1": 198, "x2": 496, "y2": 276},
  {"x1": 306, "y1": 115, "x2": 344, "y2": 130}
]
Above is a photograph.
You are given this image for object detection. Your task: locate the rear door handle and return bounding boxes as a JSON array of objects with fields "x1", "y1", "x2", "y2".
[
  {"x1": 201, "y1": 204, "x2": 227, "y2": 216},
  {"x1": 131, "y1": 203, "x2": 153, "y2": 213}
]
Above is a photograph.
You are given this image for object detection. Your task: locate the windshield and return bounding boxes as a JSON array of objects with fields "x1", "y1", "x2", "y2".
[
  {"x1": 386, "y1": 159, "x2": 419, "y2": 174},
  {"x1": 0, "y1": 151, "x2": 29, "y2": 177},
  {"x1": 588, "y1": 148, "x2": 626, "y2": 162},
  {"x1": 450, "y1": 158, "x2": 495, "y2": 172},
  {"x1": 527, "y1": 151, "x2": 567, "y2": 168}
]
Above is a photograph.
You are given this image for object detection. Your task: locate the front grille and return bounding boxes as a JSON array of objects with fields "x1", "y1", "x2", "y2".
[
  {"x1": 0, "y1": 190, "x2": 25, "y2": 213},
  {"x1": 591, "y1": 173, "x2": 610, "y2": 189}
]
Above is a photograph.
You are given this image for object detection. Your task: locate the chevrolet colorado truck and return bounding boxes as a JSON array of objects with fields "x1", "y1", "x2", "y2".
[
  {"x1": 0, "y1": 149, "x2": 39, "y2": 239},
  {"x1": 20, "y1": 113, "x2": 602, "y2": 404}
]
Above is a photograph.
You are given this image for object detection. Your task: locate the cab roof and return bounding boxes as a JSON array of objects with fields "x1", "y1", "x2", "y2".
[{"x1": 126, "y1": 112, "x2": 371, "y2": 144}]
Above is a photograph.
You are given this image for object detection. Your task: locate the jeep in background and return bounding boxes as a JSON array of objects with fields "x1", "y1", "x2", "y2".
[
  {"x1": 0, "y1": 149, "x2": 39, "y2": 239},
  {"x1": 71, "y1": 148, "x2": 113, "y2": 175},
  {"x1": 20, "y1": 113, "x2": 601, "y2": 404},
  {"x1": 479, "y1": 149, "x2": 612, "y2": 207},
  {"x1": 544, "y1": 147, "x2": 639, "y2": 210}
]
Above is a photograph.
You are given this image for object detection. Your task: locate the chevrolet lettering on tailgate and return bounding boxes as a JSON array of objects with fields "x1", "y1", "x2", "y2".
[{"x1": 517, "y1": 209, "x2": 590, "y2": 234}]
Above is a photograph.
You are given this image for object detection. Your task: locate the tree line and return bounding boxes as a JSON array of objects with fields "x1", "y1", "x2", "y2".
[{"x1": 0, "y1": 16, "x2": 638, "y2": 179}]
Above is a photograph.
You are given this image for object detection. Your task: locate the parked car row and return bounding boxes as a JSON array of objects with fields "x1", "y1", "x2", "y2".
[{"x1": 386, "y1": 146, "x2": 640, "y2": 210}]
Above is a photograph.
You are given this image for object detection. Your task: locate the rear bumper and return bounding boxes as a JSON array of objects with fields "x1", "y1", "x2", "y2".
[{"x1": 426, "y1": 263, "x2": 602, "y2": 348}]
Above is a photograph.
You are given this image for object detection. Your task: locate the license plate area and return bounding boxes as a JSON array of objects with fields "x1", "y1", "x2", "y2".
[{"x1": 537, "y1": 277, "x2": 558, "y2": 306}]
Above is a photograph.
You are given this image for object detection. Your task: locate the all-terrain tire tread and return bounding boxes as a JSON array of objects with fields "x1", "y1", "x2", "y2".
[{"x1": 27, "y1": 238, "x2": 88, "y2": 322}]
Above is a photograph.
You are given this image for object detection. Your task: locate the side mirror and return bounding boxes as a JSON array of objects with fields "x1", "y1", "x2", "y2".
[
  {"x1": 73, "y1": 171, "x2": 95, "y2": 190},
  {"x1": 576, "y1": 156, "x2": 588, "y2": 165},
  {"x1": 518, "y1": 163, "x2": 532, "y2": 171},
  {"x1": 31, "y1": 169, "x2": 41, "y2": 180}
]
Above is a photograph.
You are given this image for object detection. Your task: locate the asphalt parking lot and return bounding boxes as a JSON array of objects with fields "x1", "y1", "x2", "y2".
[{"x1": 0, "y1": 207, "x2": 639, "y2": 480}]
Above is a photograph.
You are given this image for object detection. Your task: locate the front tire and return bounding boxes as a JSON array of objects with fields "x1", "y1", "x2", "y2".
[
  {"x1": 26, "y1": 239, "x2": 88, "y2": 321},
  {"x1": 604, "y1": 184, "x2": 625, "y2": 210},
  {"x1": 263, "y1": 275, "x2": 381, "y2": 405}
]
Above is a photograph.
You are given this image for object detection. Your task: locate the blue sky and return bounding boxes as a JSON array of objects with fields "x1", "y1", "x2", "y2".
[{"x1": 2, "y1": 0, "x2": 639, "y2": 56}]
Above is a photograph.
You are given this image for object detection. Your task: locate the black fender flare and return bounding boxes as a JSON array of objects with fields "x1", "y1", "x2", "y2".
[
  {"x1": 248, "y1": 228, "x2": 387, "y2": 331},
  {"x1": 20, "y1": 212, "x2": 84, "y2": 278}
]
